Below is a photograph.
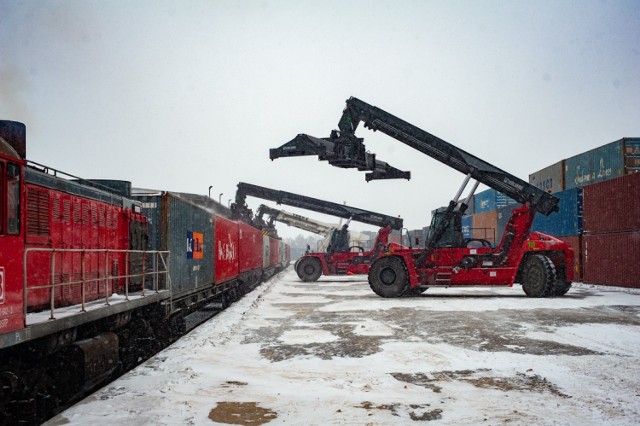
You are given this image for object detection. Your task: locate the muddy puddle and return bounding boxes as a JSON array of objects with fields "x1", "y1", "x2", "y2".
[
  {"x1": 392, "y1": 369, "x2": 571, "y2": 398},
  {"x1": 244, "y1": 289, "x2": 640, "y2": 362},
  {"x1": 208, "y1": 402, "x2": 277, "y2": 425},
  {"x1": 357, "y1": 401, "x2": 443, "y2": 421}
]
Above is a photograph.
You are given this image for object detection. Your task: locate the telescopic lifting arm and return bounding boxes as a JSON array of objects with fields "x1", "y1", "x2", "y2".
[
  {"x1": 232, "y1": 182, "x2": 403, "y2": 230},
  {"x1": 269, "y1": 133, "x2": 411, "y2": 181},
  {"x1": 270, "y1": 97, "x2": 559, "y2": 216},
  {"x1": 256, "y1": 204, "x2": 336, "y2": 236}
]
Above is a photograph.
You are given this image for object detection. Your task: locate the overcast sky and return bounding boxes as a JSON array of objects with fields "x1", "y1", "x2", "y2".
[{"x1": 1, "y1": 0, "x2": 638, "y2": 238}]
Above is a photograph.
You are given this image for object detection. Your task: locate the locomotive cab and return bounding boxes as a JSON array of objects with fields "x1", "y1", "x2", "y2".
[{"x1": 0, "y1": 121, "x2": 27, "y2": 333}]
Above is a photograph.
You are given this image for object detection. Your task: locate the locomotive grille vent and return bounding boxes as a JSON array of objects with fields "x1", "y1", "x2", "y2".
[
  {"x1": 27, "y1": 188, "x2": 50, "y2": 236},
  {"x1": 53, "y1": 197, "x2": 60, "y2": 219},
  {"x1": 73, "y1": 202, "x2": 80, "y2": 224},
  {"x1": 63, "y1": 199, "x2": 71, "y2": 223},
  {"x1": 83, "y1": 204, "x2": 90, "y2": 225}
]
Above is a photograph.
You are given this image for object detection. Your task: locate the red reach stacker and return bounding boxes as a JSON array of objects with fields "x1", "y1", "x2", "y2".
[
  {"x1": 231, "y1": 182, "x2": 405, "y2": 282},
  {"x1": 270, "y1": 97, "x2": 574, "y2": 297}
]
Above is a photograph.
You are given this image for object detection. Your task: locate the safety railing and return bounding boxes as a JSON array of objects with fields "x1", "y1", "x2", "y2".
[{"x1": 23, "y1": 248, "x2": 170, "y2": 320}]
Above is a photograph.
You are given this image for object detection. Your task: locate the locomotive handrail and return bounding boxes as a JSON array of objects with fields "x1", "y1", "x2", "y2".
[{"x1": 23, "y1": 248, "x2": 170, "y2": 321}]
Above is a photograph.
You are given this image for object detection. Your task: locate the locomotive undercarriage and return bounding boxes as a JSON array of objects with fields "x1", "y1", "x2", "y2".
[{"x1": 0, "y1": 265, "x2": 281, "y2": 425}]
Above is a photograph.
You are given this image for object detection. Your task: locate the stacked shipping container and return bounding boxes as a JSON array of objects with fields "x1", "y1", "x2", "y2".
[
  {"x1": 452, "y1": 137, "x2": 639, "y2": 287},
  {"x1": 526, "y1": 137, "x2": 640, "y2": 287},
  {"x1": 582, "y1": 172, "x2": 640, "y2": 287},
  {"x1": 529, "y1": 138, "x2": 640, "y2": 194}
]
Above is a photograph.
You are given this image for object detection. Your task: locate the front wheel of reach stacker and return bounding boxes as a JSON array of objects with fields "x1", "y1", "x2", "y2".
[
  {"x1": 521, "y1": 254, "x2": 556, "y2": 298},
  {"x1": 296, "y1": 257, "x2": 322, "y2": 282},
  {"x1": 368, "y1": 256, "x2": 409, "y2": 298}
]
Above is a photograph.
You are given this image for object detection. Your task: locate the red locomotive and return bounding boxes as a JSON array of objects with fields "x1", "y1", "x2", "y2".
[{"x1": 0, "y1": 121, "x2": 290, "y2": 424}]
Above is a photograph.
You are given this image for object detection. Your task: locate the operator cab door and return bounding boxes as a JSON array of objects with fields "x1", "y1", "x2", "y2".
[{"x1": 0, "y1": 160, "x2": 25, "y2": 333}]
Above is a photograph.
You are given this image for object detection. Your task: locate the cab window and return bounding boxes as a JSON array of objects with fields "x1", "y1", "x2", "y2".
[{"x1": 6, "y1": 162, "x2": 20, "y2": 235}]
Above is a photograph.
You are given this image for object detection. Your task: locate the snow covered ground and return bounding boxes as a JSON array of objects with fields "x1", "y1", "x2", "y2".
[{"x1": 47, "y1": 269, "x2": 640, "y2": 425}]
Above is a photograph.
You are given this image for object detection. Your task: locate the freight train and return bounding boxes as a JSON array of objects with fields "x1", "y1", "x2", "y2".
[{"x1": 0, "y1": 121, "x2": 290, "y2": 425}]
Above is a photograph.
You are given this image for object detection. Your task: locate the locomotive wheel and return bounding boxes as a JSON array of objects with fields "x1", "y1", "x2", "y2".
[
  {"x1": 552, "y1": 281, "x2": 572, "y2": 296},
  {"x1": 521, "y1": 254, "x2": 556, "y2": 298},
  {"x1": 296, "y1": 257, "x2": 322, "y2": 282},
  {"x1": 368, "y1": 256, "x2": 409, "y2": 298}
]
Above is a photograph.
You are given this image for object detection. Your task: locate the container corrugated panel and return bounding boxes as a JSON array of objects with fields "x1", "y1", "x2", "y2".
[
  {"x1": 564, "y1": 150, "x2": 593, "y2": 189},
  {"x1": 214, "y1": 215, "x2": 239, "y2": 284},
  {"x1": 529, "y1": 160, "x2": 565, "y2": 194},
  {"x1": 471, "y1": 210, "x2": 498, "y2": 246},
  {"x1": 474, "y1": 189, "x2": 497, "y2": 214},
  {"x1": 626, "y1": 156, "x2": 640, "y2": 168},
  {"x1": 531, "y1": 187, "x2": 583, "y2": 237},
  {"x1": 495, "y1": 205, "x2": 514, "y2": 243},
  {"x1": 269, "y1": 238, "x2": 279, "y2": 267},
  {"x1": 583, "y1": 172, "x2": 640, "y2": 233},
  {"x1": 238, "y1": 221, "x2": 262, "y2": 273},
  {"x1": 137, "y1": 194, "x2": 162, "y2": 252},
  {"x1": 279, "y1": 240, "x2": 285, "y2": 265},
  {"x1": 558, "y1": 235, "x2": 582, "y2": 282},
  {"x1": 625, "y1": 138, "x2": 640, "y2": 172},
  {"x1": 474, "y1": 189, "x2": 516, "y2": 214},
  {"x1": 592, "y1": 140, "x2": 626, "y2": 183},
  {"x1": 583, "y1": 231, "x2": 640, "y2": 288},
  {"x1": 461, "y1": 215, "x2": 472, "y2": 239},
  {"x1": 164, "y1": 193, "x2": 214, "y2": 294},
  {"x1": 262, "y1": 235, "x2": 271, "y2": 268},
  {"x1": 496, "y1": 193, "x2": 518, "y2": 209},
  {"x1": 626, "y1": 138, "x2": 640, "y2": 155},
  {"x1": 564, "y1": 139, "x2": 626, "y2": 189}
]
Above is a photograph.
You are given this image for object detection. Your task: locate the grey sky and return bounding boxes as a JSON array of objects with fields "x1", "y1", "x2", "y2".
[{"x1": 1, "y1": 0, "x2": 638, "y2": 238}]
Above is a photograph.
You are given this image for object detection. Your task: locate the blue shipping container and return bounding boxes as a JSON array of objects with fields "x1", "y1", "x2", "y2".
[
  {"x1": 564, "y1": 139, "x2": 626, "y2": 189},
  {"x1": 461, "y1": 215, "x2": 472, "y2": 239},
  {"x1": 530, "y1": 187, "x2": 583, "y2": 237},
  {"x1": 473, "y1": 188, "x2": 518, "y2": 214},
  {"x1": 136, "y1": 192, "x2": 215, "y2": 294}
]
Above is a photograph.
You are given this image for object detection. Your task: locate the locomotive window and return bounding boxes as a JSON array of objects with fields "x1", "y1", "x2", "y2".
[{"x1": 6, "y1": 162, "x2": 20, "y2": 235}]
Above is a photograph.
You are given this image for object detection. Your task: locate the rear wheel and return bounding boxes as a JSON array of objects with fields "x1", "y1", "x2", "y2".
[
  {"x1": 368, "y1": 256, "x2": 409, "y2": 298},
  {"x1": 521, "y1": 254, "x2": 556, "y2": 298},
  {"x1": 296, "y1": 257, "x2": 322, "y2": 282}
]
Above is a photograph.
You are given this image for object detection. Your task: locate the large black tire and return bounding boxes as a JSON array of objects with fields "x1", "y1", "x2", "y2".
[
  {"x1": 521, "y1": 254, "x2": 556, "y2": 298},
  {"x1": 296, "y1": 257, "x2": 322, "y2": 282},
  {"x1": 368, "y1": 256, "x2": 409, "y2": 298},
  {"x1": 294, "y1": 258, "x2": 303, "y2": 279},
  {"x1": 552, "y1": 281, "x2": 572, "y2": 296}
]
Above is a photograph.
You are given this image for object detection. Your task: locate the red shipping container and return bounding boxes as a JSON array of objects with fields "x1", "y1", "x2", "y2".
[
  {"x1": 472, "y1": 210, "x2": 498, "y2": 246},
  {"x1": 583, "y1": 172, "x2": 640, "y2": 233},
  {"x1": 269, "y1": 237, "x2": 279, "y2": 267},
  {"x1": 558, "y1": 235, "x2": 582, "y2": 281},
  {"x1": 214, "y1": 216, "x2": 239, "y2": 284},
  {"x1": 582, "y1": 231, "x2": 640, "y2": 288},
  {"x1": 238, "y1": 222, "x2": 263, "y2": 273}
]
